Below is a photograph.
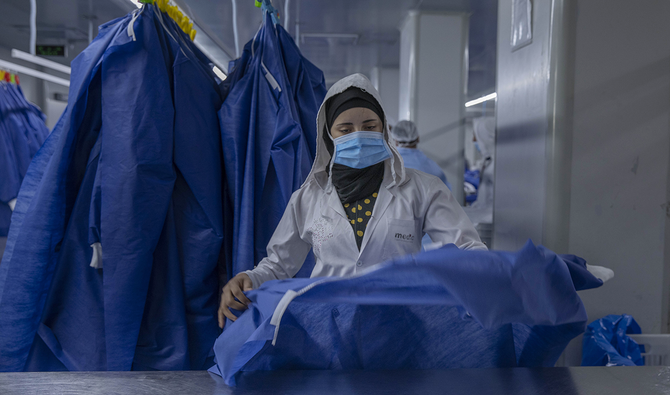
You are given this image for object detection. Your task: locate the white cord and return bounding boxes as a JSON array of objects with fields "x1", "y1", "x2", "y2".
[
  {"x1": 30, "y1": 0, "x2": 36, "y2": 55},
  {"x1": 232, "y1": 0, "x2": 240, "y2": 58},
  {"x1": 283, "y1": 0, "x2": 290, "y2": 30}
]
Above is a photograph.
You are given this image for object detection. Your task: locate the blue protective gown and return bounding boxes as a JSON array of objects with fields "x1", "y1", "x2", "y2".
[
  {"x1": 396, "y1": 147, "x2": 452, "y2": 190},
  {"x1": 0, "y1": 83, "x2": 49, "y2": 236},
  {"x1": 0, "y1": 5, "x2": 225, "y2": 372},
  {"x1": 218, "y1": 14, "x2": 326, "y2": 279},
  {"x1": 210, "y1": 241, "x2": 602, "y2": 386}
]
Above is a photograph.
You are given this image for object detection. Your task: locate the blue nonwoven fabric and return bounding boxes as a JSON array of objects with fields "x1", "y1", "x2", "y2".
[
  {"x1": 218, "y1": 14, "x2": 326, "y2": 279},
  {"x1": 0, "y1": 16, "x2": 124, "y2": 372},
  {"x1": 581, "y1": 314, "x2": 644, "y2": 366},
  {"x1": 210, "y1": 241, "x2": 602, "y2": 386},
  {"x1": 0, "y1": 82, "x2": 49, "y2": 236},
  {"x1": 0, "y1": 5, "x2": 225, "y2": 372}
]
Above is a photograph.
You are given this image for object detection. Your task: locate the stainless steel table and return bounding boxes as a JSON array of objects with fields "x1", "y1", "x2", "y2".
[{"x1": 1, "y1": 367, "x2": 669, "y2": 394}]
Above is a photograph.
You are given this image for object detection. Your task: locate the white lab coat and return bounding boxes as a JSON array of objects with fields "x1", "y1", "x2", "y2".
[{"x1": 245, "y1": 74, "x2": 486, "y2": 289}]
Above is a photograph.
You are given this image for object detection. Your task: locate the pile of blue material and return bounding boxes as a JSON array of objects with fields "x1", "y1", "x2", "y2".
[
  {"x1": 0, "y1": 82, "x2": 49, "y2": 236},
  {"x1": 0, "y1": 2, "x2": 326, "y2": 373},
  {"x1": 210, "y1": 241, "x2": 603, "y2": 386},
  {"x1": 582, "y1": 314, "x2": 644, "y2": 366}
]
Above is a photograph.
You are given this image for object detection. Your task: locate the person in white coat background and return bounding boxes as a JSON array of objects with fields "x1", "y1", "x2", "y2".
[
  {"x1": 389, "y1": 120, "x2": 452, "y2": 191},
  {"x1": 464, "y1": 116, "x2": 496, "y2": 225},
  {"x1": 218, "y1": 73, "x2": 486, "y2": 327}
]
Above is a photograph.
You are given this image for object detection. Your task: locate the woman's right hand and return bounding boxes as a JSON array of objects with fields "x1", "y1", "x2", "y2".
[{"x1": 218, "y1": 273, "x2": 253, "y2": 328}]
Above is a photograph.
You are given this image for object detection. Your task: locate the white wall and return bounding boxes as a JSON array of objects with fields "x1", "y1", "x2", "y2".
[
  {"x1": 493, "y1": 0, "x2": 574, "y2": 252},
  {"x1": 560, "y1": 0, "x2": 670, "y2": 364},
  {"x1": 380, "y1": 68, "x2": 399, "y2": 125},
  {"x1": 44, "y1": 82, "x2": 68, "y2": 130}
]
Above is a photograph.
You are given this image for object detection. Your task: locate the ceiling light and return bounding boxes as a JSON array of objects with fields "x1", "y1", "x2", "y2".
[
  {"x1": 0, "y1": 59, "x2": 70, "y2": 87},
  {"x1": 11, "y1": 49, "x2": 71, "y2": 75},
  {"x1": 465, "y1": 92, "x2": 497, "y2": 107}
]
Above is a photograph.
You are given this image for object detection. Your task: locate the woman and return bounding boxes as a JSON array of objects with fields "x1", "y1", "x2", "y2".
[{"x1": 218, "y1": 73, "x2": 486, "y2": 327}]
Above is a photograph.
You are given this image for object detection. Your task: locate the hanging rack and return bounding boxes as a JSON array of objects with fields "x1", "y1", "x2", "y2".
[
  {"x1": 250, "y1": 0, "x2": 281, "y2": 58},
  {"x1": 0, "y1": 69, "x2": 20, "y2": 85},
  {"x1": 255, "y1": 0, "x2": 280, "y2": 26},
  {"x1": 140, "y1": 0, "x2": 197, "y2": 40}
]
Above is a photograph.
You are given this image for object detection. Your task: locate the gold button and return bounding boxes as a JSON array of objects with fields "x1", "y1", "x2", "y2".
[
  {"x1": 357, "y1": 230, "x2": 364, "y2": 237},
  {"x1": 357, "y1": 218, "x2": 363, "y2": 223}
]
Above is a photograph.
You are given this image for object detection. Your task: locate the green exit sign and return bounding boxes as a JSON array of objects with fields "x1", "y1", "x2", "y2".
[{"x1": 35, "y1": 45, "x2": 65, "y2": 57}]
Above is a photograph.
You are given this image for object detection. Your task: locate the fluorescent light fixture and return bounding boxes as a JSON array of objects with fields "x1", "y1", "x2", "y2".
[
  {"x1": 212, "y1": 66, "x2": 226, "y2": 81},
  {"x1": 465, "y1": 92, "x2": 497, "y2": 107},
  {"x1": 301, "y1": 33, "x2": 360, "y2": 45},
  {"x1": 11, "y1": 49, "x2": 71, "y2": 75},
  {"x1": 0, "y1": 59, "x2": 70, "y2": 87},
  {"x1": 129, "y1": 0, "x2": 143, "y2": 8}
]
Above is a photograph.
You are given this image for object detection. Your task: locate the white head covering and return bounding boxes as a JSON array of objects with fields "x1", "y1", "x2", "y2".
[
  {"x1": 472, "y1": 116, "x2": 496, "y2": 158},
  {"x1": 389, "y1": 120, "x2": 419, "y2": 147},
  {"x1": 303, "y1": 73, "x2": 407, "y2": 190}
]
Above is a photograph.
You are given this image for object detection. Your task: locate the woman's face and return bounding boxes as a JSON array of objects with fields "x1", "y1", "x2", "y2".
[{"x1": 330, "y1": 107, "x2": 383, "y2": 139}]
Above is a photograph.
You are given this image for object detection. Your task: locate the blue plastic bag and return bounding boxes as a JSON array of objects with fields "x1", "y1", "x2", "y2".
[{"x1": 581, "y1": 314, "x2": 644, "y2": 366}]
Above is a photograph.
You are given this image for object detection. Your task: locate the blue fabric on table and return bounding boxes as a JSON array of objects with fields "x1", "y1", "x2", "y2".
[
  {"x1": 210, "y1": 241, "x2": 602, "y2": 386},
  {"x1": 581, "y1": 314, "x2": 644, "y2": 366}
]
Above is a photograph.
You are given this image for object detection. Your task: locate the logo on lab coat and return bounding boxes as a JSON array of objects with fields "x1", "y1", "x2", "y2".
[{"x1": 394, "y1": 233, "x2": 415, "y2": 242}]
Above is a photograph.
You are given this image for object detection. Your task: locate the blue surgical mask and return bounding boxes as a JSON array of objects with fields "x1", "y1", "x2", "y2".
[{"x1": 332, "y1": 131, "x2": 392, "y2": 169}]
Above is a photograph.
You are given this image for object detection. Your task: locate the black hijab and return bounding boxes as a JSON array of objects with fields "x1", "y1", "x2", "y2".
[{"x1": 323, "y1": 88, "x2": 386, "y2": 204}]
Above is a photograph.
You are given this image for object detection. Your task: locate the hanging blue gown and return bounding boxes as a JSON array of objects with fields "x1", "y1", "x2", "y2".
[
  {"x1": 218, "y1": 14, "x2": 326, "y2": 279},
  {"x1": 210, "y1": 241, "x2": 603, "y2": 386},
  {"x1": 0, "y1": 83, "x2": 49, "y2": 236},
  {"x1": 0, "y1": 5, "x2": 225, "y2": 372}
]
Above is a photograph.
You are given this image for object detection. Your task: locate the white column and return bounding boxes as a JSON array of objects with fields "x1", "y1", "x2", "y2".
[
  {"x1": 371, "y1": 66, "x2": 400, "y2": 125},
  {"x1": 399, "y1": 11, "x2": 469, "y2": 204},
  {"x1": 493, "y1": 0, "x2": 575, "y2": 252}
]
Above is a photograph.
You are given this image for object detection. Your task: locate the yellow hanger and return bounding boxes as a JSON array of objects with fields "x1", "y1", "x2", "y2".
[{"x1": 145, "y1": 0, "x2": 196, "y2": 41}]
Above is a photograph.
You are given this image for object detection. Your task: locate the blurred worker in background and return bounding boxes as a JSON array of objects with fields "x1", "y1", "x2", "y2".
[
  {"x1": 464, "y1": 116, "x2": 495, "y2": 225},
  {"x1": 390, "y1": 120, "x2": 452, "y2": 191}
]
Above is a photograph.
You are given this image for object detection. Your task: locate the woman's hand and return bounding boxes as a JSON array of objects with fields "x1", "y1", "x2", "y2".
[{"x1": 218, "y1": 273, "x2": 253, "y2": 328}]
